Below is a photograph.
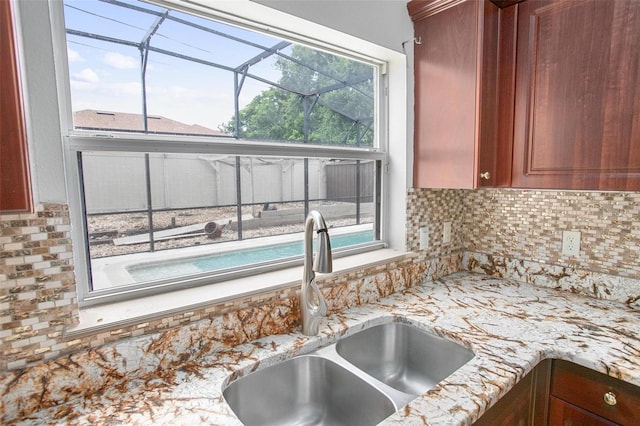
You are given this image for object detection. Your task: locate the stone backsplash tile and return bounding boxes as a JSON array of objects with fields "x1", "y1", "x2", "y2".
[
  {"x1": 464, "y1": 251, "x2": 640, "y2": 308},
  {"x1": 406, "y1": 187, "x2": 640, "y2": 303},
  {"x1": 407, "y1": 188, "x2": 640, "y2": 278},
  {"x1": 464, "y1": 189, "x2": 640, "y2": 278},
  {"x1": 406, "y1": 188, "x2": 466, "y2": 257},
  {"x1": 0, "y1": 204, "x2": 78, "y2": 371}
]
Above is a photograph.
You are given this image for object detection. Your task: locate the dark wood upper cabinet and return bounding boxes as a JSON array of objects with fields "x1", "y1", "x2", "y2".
[
  {"x1": 511, "y1": 0, "x2": 640, "y2": 190},
  {"x1": 490, "y1": 0, "x2": 525, "y2": 8},
  {"x1": 409, "y1": 0, "x2": 515, "y2": 189},
  {"x1": 1, "y1": 0, "x2": 32, "y2": 213}
]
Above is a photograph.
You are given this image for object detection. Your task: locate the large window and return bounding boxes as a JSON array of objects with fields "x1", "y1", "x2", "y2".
[{"x1": 60, "y1": 0, "x2": 386, "y2": 304}]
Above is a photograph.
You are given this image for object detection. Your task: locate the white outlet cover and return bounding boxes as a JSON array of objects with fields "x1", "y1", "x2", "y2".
[
  {"x1": 562, "y1": 230, "x2": 581, "y2": 256},
  {"x1": 443, "y1": 222, "x2": 452, "y2": 244},
  {"x1": 419, "y1": 226, "x2": 429, "y2": 250}
]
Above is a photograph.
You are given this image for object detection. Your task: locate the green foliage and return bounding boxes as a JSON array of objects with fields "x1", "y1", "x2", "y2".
[{"x1": 221, "y1": 45, "x2": 374, "y2": 146}]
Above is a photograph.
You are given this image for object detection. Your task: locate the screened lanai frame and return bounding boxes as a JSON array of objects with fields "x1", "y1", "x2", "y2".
[
  {"x1": 58, "y1": 0, "x2": 388, "y2": 305},
  {"x1": 63, "y1": 0, "x2": 377, "y2": 146}
]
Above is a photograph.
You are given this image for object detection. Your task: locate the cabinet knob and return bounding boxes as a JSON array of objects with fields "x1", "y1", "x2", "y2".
[
  {"x1": 603, "y1": 391, "x2": 617, "y2": 406},
  {"x1": 480, "y1": 172, "x2": 491, "y2": 180}
]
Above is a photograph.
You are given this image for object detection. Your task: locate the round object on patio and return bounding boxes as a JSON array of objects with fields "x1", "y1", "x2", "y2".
[{"x1": 204, "y1": 221, "x2": 223, "y2": 239}]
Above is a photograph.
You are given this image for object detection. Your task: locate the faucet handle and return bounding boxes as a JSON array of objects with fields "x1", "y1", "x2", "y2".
[{"x1": 307, "y1": 278, "x2": 328, "y2": 317}]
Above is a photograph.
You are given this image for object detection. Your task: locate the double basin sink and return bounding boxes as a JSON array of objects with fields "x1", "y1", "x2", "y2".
[{"x1": 223, "y1": 321, "x2": 475, "y2": 425}]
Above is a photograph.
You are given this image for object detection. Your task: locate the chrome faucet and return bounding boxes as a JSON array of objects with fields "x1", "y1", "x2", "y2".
[{"x1": 301, "y1": 210, "x2": 332, "y2": 335}]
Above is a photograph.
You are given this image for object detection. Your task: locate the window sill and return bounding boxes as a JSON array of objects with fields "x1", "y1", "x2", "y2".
[{"x1": 66, "y1": 249, "x2": 413, "y2": 338}]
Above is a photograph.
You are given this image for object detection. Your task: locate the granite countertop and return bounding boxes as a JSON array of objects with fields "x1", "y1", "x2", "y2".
[{"x1": 10, "y1": 272, "x2": 640, "y2": 425}]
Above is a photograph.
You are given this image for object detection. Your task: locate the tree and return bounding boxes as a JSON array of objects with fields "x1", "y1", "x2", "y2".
[{"x1": 222, "y1": 45, "x2": 374, "y2": 146}]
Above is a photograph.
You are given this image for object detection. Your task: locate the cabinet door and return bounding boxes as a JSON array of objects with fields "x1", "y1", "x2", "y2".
[
  {"x1": 412, "y1": 0, "x2": 482, "y2": 189},
  {"x1": 473, "y1": 371, "x2": 534, "y2": 426},
  {"x1": 548, "y1": 396, "x2": 618, "y2": 426},
  {"x1": 410, "y1": 0, "x2": 511, "y2": 189},
  {"x1": 550, "y1": 359, "x2": 640, "y2": 425},
  {"x1": 0, "y1": 0, "x2": 32, "y2": 212},
  {"x1": 512, "y1": 0, "x2": 640, "y2": 190}
]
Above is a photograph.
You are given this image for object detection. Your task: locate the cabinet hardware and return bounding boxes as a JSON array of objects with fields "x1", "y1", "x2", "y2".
[
  {"x1": 603, "y1": 391, "x2": 617, "y2": 406},
  {"x1": 480, "y1": 172, "x2": 491, "y2": 180}
]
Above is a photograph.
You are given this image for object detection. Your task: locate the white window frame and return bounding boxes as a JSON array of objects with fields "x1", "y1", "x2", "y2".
[{"x1": 48, "y1": 0, "x2": 407, "y2": 307}]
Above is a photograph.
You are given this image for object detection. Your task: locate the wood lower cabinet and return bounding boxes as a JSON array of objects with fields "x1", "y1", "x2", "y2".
[
  {"x1": 473, "y1": 359, "x2": 551, "y2": 426},
  {"x1": 408, "y1": 0, "x2": 515, "y2": 189},
  {"x1": 549, "y1": 359, "x2": 640, "y2": 426},
  {"x1": 511, "y1": 0, "x2": 640, "y2": 190},
  {"x1": 548, "y1": 396, "x2": 618, "y2": 426},
  {"x1": 473, "y1": 370, "x2": 534, "y2": 426},
  {"x1": 474, "y1": 360, "x2": 640, "y2": 426}
]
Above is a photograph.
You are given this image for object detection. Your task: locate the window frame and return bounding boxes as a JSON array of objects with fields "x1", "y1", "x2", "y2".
[{"x1": 52, "y1": 0, "x2": 391, "y2": 306}]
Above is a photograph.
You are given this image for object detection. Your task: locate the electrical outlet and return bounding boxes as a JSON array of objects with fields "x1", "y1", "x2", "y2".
[
  {"x1": 443, "y1": 221, "x2": 452, "y2": 244},
  {"x1": 562, "y1": 230, "x2": 581, "y2": 256},
  {"x1": 419, "y1": 226, "x2": 429, "y2": 250}
]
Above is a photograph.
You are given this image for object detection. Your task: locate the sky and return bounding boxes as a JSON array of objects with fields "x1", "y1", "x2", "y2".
[{"x1": 63, "y1": 0, "x2": 285, "y2": 131}]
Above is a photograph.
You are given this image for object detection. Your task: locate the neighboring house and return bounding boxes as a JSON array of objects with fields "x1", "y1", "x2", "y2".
[{"x1": 73, "y1": 109, "x2": 227, "y2": 136}]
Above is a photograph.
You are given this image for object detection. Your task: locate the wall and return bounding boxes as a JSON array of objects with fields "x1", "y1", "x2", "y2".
[
  {"x1": 0, "y1": 204, "x2": 78, "y2": 370},
  {"x1": 465, "y1": 189, "x2": 640, "y2": 278},
  {"x1": 406, "y1": 188, "x2": 466, "y2": 257},
  {"x1": 407, "y1": 188, "x2": 640, "y2": 306},
  {"x1": 253, "y1": 0, "x2": 414, "y2": 53}
]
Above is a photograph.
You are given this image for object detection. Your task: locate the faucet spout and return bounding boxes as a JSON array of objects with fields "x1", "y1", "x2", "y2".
[{"x1": 301, "y1": 210, "x2": 332, "y2": 335}]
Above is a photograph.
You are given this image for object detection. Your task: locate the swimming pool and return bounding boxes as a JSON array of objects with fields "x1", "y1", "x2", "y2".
[{"x1": 127, "y1": 230, "x2": 375, "y2": 283}]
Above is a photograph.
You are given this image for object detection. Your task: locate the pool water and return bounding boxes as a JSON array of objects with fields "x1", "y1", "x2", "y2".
[{"x1": 127, "y1": 230, "x2": 374, "y2": 283}]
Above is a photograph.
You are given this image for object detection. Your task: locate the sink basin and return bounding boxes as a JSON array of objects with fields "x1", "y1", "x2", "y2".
[
  {"x1": 223, "y1": 355, "x2": 395, "y2": 426},
  {"x1": 336, "y1": 322, "x2": 474, "y2": 395}
]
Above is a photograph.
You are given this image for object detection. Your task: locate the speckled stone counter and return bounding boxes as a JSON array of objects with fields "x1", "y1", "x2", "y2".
[{"x1": 5, "y1": 271, "x2": 640, "y2": 425}]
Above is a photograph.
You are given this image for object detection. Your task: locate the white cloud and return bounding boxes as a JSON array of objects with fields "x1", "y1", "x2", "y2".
[
  {"x1": 67, "y1": 48, "x2": 83, "y2": 63},
  {"x1": 73, "y1": 68, "x2": 99, "y2": 83},
  {"x1": 103, "y1": 52, "x2": 138, "y2": 70},
  {"x1": 111, "y1": 82, "x2": 142, "y2": 95},
  {"x1": 70, "y1": 80, "x2": 93, "y2": 91},
  {"x1": 168, "y1": 85, "x2": 201, "y2": 98}
]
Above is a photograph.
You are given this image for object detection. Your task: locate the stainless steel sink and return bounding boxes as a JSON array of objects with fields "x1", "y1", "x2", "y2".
[
  {"x1": 336, "y1": 322, "x2": 474, "y2": 395},
  {"x1": 223, "y1": 355, "x2": 395, "y2": 426},
  {"x1": 223, "y1": 321, "x2": 475, "y2": 425}
]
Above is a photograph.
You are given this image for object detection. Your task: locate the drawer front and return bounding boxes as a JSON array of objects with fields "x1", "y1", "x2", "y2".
[
  {"x1": 551, "y1": 360, "x2": 640, "y2": 425},
  {"x1": 548, "y1": 396, "x2": 618, "y2": 426}
]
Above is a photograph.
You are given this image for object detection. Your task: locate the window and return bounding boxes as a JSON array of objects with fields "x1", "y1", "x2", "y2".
[{"x1": 60, "y1": 0, "x2": 387, "y2": 305}]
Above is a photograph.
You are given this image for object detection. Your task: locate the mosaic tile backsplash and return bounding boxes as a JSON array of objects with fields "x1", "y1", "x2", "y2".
[
  {"x1": 0, "y1": 204, "x2": 78, "y2": 371},
  {"x1": 465, "y1": 189, "x2": 640, "y2": 278},
  {"x1": 406, "y1": 188, "x2": 466, "y2": 257},
  {"x1": 408, "y1": 188, "x2": 640, "y2": 277}
]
